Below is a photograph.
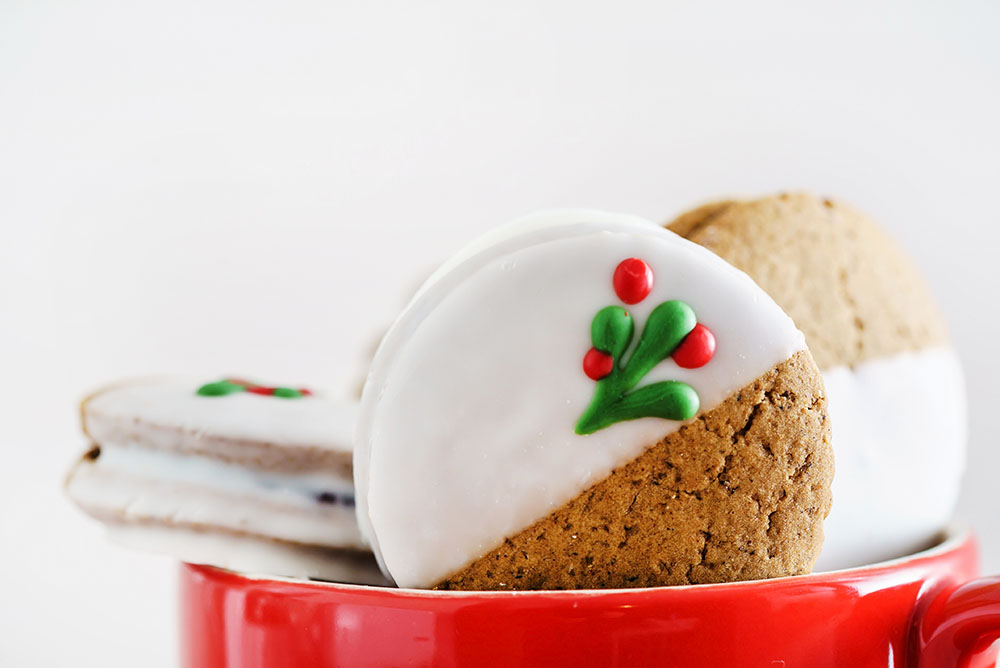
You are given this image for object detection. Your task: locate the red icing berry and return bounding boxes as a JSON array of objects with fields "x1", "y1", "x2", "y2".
[
  {"x1": 613, "y1": 258, "x2": 654, "y2": 304},
  {"x1": 247, "y1": 385, "x2": 275, "y2": 396},
  {"x1": 583, "y1": 347, "x2": 614, "y2": 380},
  {"x1": 672, "y1": 323, "x2": 716, "y2": 369}
]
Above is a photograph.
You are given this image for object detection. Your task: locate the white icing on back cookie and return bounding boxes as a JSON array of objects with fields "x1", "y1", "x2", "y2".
[
  {"x1": 356, "y1": 210, "x2": 806, "y2": 588},
  {"x1": 815, "y1": 346, "x2": 966, "y2": 571},
  {"x1": 85, "y1": 379, "x2": 357, "y2": 453}
]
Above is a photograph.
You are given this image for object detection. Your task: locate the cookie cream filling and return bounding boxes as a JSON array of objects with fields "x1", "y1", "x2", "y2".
[
  {"x1": 68, "y1": 443, "x2": 364, "y2": 549},
  {"x1": 93, "y1": 442, "x2": 355, "y2": 507},
  {"x1": 357, "y1": 210, "x2": 808, "y2": 588},
  {"x1": 815, "y1": 346, "x2": 966, "y2": 571}
]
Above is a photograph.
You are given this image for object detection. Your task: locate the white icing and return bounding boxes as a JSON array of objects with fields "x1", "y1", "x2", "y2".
[
  {"x1": 357, "y1": 210, "x2": 806, "y2": 588},
  {"x1": 67, "y1": 453, "x2": 366, "y2": 549},
  {"x1": 106, "y1": 524, "x2": 388, "y2": 584},
  {"x1": 91, "y1": 442, "x2": 354, "y2": 508},
  {"x1": 84, "y1": 378, "x2": 357, "y2": 451},
  {"x1": 814, "y1": 346, "x2": 966, "y2": 571}
]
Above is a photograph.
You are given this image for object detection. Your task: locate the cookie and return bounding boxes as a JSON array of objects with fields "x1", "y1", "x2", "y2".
[
  {"x1": 666, "y1": 192, "x2": 965, "y2": 569},
  {"x1": 65, "y1": 377, "x2": 387, "y2": 584},
  {"x1": 356, "y1": 209, "x2": 833, "y2": 590}
]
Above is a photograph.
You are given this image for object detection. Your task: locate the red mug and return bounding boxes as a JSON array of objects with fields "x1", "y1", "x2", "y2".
[{"x1": 180, "y1": 528, "x2": 1000, "y2": 667}]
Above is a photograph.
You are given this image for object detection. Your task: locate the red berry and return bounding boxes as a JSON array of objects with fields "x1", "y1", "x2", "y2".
[
  {"x1": 613, "y1": 258, "x2": 654, "y2": 304},
  {"x1": 583, "y1": 347, "x2": 614, "y2": 380},
  {"x1": 672, "y1": 324, "x2": 716, "y2": 369},
  {"x1": 247, "y1": 386, "x2": 275, "y2": 396}
]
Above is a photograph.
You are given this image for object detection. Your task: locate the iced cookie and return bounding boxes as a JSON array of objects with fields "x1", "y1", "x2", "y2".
[
  {"x1": 667, "y1": 193, "x2": 965, "y2": 569},
  {"x1": 66, "y1": 377, "x2": 386, "y2": 584},
  {"x1": 356, "y1": 210, "x2": 833, "y2": 590}
]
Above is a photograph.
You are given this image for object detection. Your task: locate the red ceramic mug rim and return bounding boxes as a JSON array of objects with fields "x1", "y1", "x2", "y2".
[
  {"x1": 207, "y1": 524, "x2": 972, "y2": 597},
  {"x1": 181, "y1": 526, "x2": 1000, "y2": 667}
]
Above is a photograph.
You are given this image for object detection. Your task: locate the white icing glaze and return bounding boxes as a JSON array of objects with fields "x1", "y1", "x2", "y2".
[
  {"x1": 66, "y1": 452, "x2": 366, "y2": 549},
  {"x1": 106, "y1": 524, "x2": 388, "y2": 584},
  {"x1": 357, "y1": 210, "x2": 807, "y2": 588},
  {"x1": 84, "y1": 378, "x2": 357, "y2": 451},
  {"x1": 814, "y1": 346, "x2": 966, "y2": 571}
]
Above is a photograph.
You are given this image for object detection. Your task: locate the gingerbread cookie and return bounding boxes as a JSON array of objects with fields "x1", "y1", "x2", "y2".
[
  {"x1": 66, "y1": 377, "x2": 387, "y2": 584},
  {"x1": 667, "y1": 192, "x2": 965, "y2": 569},
  {"x1": 356, "y1": 210, "x2": 833, "y2": 590}
]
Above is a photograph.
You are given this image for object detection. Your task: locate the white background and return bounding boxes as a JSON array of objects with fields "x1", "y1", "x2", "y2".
[{"x1": 2, "y1": 1, "x2": 999, "y2": 666}]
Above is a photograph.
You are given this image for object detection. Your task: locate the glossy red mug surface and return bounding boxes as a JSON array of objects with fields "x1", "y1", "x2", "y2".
[{"x1": 180, "y1": 529, "x2": 1000, "y2": 667}]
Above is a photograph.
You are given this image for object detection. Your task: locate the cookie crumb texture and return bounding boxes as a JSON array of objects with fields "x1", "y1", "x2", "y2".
[
  {"x1": 435, "y1": 351, "x2": 832, "y2": 590},
  {"x1": 667, "y1": 193, "x2": 948, "y2": 369}
]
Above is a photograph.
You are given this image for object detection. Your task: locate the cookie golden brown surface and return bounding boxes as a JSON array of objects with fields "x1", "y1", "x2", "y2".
[
  {"x1": 666, "y1": 193, "x2": 948, "y2": 369},
  {"x1": 435, "y1": 351, "x2": 832, "y2": 590}
]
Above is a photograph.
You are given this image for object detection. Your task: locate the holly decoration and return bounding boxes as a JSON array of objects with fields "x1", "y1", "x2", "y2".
[
  {"x1": 575, "y1": 258, "x2": 716, "y2": 435},
  {"x1": 613, "y1": 257, "x2": 654, "y2": 304},
  {"x1": 583, "y1": 348, "x2": 615, "y2": 380},
  {"x1": 672, "y1": 323, "x2": 716, "y2": 369},
  {"x1": 196, "y1": 378, "x2": 312, "y2": 399}
]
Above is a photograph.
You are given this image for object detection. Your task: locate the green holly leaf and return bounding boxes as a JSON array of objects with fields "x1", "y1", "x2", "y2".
[
  {"x1": 591, "y1": 306, "x2": 634, "y2": 360},
  {"x1": 196, "y1": 380, "x2": 245, "y2": 397},
  {"x1": 621, "y1": 300, "x2": 696, "y2": 389},
  {"x1": 611, "y1": 381, "x2": 699, "y2": 421},
  {"x1": 576, "y1": 380, "x2": 699, "y2": 434}
]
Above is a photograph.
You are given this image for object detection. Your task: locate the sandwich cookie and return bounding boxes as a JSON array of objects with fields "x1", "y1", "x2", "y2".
[
  {"x1": 66, "y1": 377, "x2": 387, "y2": 584},
  {"x1": 356, "y1": 209, "x2": 833, "y2": 590},
  {"x1": 667, "y1": 192, "x2": 965, "y2": 569}
]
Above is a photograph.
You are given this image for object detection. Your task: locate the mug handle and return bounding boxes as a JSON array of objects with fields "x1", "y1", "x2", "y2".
[{"x1": 916, "y1": 576, "x2": 1000, "y2": 668}]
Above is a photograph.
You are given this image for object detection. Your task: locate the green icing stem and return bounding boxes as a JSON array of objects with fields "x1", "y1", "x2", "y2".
[{"x1": 576, "y1": 300, "x2": 700, "y2": 435}]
